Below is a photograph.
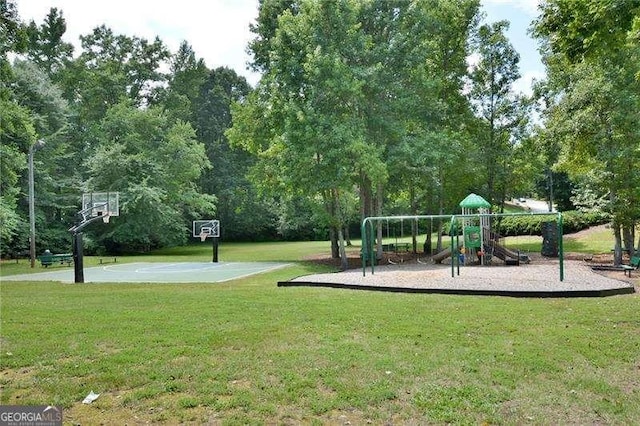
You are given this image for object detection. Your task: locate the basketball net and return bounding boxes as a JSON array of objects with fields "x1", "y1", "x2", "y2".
[
  {"x1": 102, "y1": 214, "x2": 110, "y2": 224},
  {"x1": 199, "y1": 231, "x2": 209, "y2": 242}
]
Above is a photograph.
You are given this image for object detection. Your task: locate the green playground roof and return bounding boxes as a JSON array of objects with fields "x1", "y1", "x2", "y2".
[{"x1": 459, "y1": 193, "x2": 491, "y2": 209}]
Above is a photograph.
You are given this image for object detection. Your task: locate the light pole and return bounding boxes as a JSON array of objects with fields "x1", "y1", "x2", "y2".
[{"x1": 29, "y1": 139, "x2": 45, "y2": 268}]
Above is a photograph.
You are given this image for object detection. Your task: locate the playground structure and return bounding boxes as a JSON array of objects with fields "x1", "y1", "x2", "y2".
[
  {"x1": 361, "y1": 193, "x2": 564, "y2": 281},
  {"x1": 442, "y1": 193, "x2": 532, "y2": 267}
]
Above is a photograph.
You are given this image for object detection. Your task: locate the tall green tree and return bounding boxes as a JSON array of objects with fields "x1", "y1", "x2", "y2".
[
  {"x1": 534, "y1": 0, "x2": 640, "y2": 263},
  {"x1": 11, "y1": 59, "x2": 72, "y2": 251},
  {"x1": 469, "y1": 20, "x2": 529, "y2": 209},
  {"x1": 85, "y1": 102, "x2": 215, "y2": 252},
  {"x1": 0, "y1": 99, "x2": 35, "y2": 254},
  {"x1": 0, "y1": 1, "x2": 35, "y2": 255},
  {"x1": 24, "y1": 8, "x2": 73, "y2": 77},
  {"x1": 194, "y1": 67, "x2": 273, "y2": 240},
  {"x1": 0, "y1": 0, "x2": 26, "y2": 94},
  {"x1": 232, "y1": 0, "x2": 381, "y2": 268},
  {"x1": 159, "y1": 41, "x2": 208, "y2": 122},
  {"x1": 373, "y1": 0, "x2": 480, "y2": 250},
  {"x1": 63, "y1": 25, "x2": 170, "y2": 120}
]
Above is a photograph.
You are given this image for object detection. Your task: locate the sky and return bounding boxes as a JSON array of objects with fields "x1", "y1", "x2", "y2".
[{"x1": 15, "y1": 0, "x2": 545, "y2": 94}]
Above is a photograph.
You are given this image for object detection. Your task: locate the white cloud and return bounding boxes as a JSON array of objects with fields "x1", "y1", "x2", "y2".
[{"x1": 15, "y1": 0, "x2": 262, "y2": 86}]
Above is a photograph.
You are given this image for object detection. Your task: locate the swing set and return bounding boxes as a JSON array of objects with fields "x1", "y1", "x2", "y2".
[
  {"x1": 380, "y1": 218, "x2": 412, "y2": 263},
  {"x1": 361, "y1": 211, "x2": 565, "y2": 280}
]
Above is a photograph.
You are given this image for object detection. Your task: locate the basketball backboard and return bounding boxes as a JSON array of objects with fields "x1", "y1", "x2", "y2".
[
  {"x1": 82, "y1": 192, "x2": 119, "y2": 219},
  {"x1": 193, "y1": 220, "x2": 220, "y2": 240}
]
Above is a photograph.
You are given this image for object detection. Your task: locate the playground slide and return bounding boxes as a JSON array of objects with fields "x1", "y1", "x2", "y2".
[
  {"x1": 482, "y1": 228, "x2": 530, "y2": 264},
  {"x1": 432, "y1": 247, "x2": 452, "y2": 263},
  {"x1": 484, "y1": 241, "x2": 530, "y2": 264}
]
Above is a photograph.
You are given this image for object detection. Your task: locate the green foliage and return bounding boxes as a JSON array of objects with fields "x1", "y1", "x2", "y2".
[
  {"x1": 24, "y1": 7, "x2": 74, "y2": 76},
  {"x1": 469, "y1": 20, "x2": 531, "y2": 208},
  {"x1": 85, "y1": 102, "x2": 214, "y2": 252},
  {"x1": 0, "y1": 95, "x2": 35, "y2": 256},
  {"x1": 534, "y1": 0, "x2": 640, "y2": 263},
  {"x1": 494, "y1": 211, "x2": 610, "y2": 237},
  {"x1": 0, "y1": 201, "x2": 21, "y2": 250},
  {"x1": 11, "y1": 60, "x2": 68, "y2": 135}
]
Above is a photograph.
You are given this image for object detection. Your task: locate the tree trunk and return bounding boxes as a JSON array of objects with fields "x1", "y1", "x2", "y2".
[
  {"x1": 344, "y1": 226, "x2": 352, "y2": 246},
  {"x1": 613, "y1": 222, "x2": 623, "y2": 266},
  {"x1": 547, "y1": 169, "x2": 554, "y2": 212},
  {"x1": 376, "y1": 183, "x2": 383, "y2": 260},
  {"x1": 338, "y1": 226, "x2": 348, "y2": 271},
  {"x1": 622, "y1": 224, "x2": 633, "y2": 257},
  {"x1": 330, "y1": 227, "x2": 339, "y2": 259}
]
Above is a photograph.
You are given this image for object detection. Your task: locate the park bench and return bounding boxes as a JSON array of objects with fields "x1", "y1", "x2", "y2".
[
  {"x1": 37, "y1": 253, "x2": 73, "y2": 267},
  {"x1": 621, "y1": 256, "x2": 640, "y2": 277}
]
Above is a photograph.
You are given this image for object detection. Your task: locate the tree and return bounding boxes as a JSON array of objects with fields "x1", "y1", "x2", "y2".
[
  {"x1": 85, "y1": 102, "x2": 215, "y2": 252},
  {"x1": 469, "y1": 20, "x2": 529, "y2": 210},
  {"x1": 533, "y1": 0, "x2": 640, "y2": 263},
  {"x1": 24, "y1": 8, "x2": 73, "y2": 77},
  {"x1": 384, "y1": 0, "x2": 480, "y2": 250},
  {"x1": 232, "y1": 0, "x2": 383, "y2": 269},
  {"x1": 0, "y1": 2, "x2": 36, "y2": 255},
  {"x1": 159, "y1": 41, "x2": 208, "y2": 122},
  {"x1": 60, "y1": 25, "x2": 169, "y2": 125},
  {"x1": 193, "y1": 67, "x2": 274, "y2": 240},
  {"x1": 0, "y1": 99, "x2": 35, "y2": 255},
  {"x1": 10, "y1": 60, "x2": 72, "y2": 252}
]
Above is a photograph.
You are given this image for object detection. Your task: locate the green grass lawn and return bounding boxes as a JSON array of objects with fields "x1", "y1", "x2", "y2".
[{"x1": 1, "y1": 231, "x2": 639, "y2": 424}]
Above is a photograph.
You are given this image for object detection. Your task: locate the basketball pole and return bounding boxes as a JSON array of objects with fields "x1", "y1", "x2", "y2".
[
  {"x1": 212, "y1": 237, "x2": 219, "y2": 263},
  {"x1": 73, "y1": 231, "x2": 84, "y2": 283}
]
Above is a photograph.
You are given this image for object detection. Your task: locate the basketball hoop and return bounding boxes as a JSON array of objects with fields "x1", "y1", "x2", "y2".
[
  {"x1": 102, "y1": 214, "x2": 111, "y2": 224},
  {"x1": 199, "y1": 231, "x2": 209, "y2": 242}
]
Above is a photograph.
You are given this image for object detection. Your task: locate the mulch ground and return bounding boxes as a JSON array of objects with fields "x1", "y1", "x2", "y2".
[{"x1": 303, "y1": 249, "x2": 639, "y2": 291}]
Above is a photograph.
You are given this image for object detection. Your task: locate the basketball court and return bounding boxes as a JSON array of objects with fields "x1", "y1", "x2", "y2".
[{"x1": 2, "y1": 262, "x2": 290, "y2": 284}]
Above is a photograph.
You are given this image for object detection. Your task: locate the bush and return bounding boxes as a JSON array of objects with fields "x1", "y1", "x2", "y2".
[{"x1": 494, "y1": 210, "x2": 609, "y2": 237}]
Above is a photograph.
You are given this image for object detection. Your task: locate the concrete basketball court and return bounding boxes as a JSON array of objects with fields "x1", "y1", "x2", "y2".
[{"x1": 3, "y1": 262, "x2": 290, "y2": 284}]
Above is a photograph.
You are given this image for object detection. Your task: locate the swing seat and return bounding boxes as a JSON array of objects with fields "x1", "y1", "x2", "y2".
[{"x1": 381, "y1": 243, "x2": 410, "y2": 253}]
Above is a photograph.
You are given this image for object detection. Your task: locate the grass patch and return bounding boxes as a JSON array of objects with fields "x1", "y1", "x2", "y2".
[{"x1": 1, "y1": 230, "x2": 638, "y2": 424}]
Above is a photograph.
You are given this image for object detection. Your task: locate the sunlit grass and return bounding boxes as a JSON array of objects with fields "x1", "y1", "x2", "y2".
[{"x1": 1, "y1": 264, "x2": 638, "y2": 424}]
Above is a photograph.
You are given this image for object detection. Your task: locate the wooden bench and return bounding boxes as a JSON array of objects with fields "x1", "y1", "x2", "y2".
[
  {"x1": 621, "y1": 256, "x2": 640, "y2": 277},
  {"x1": 37, "y1": 253, "x2": 73, "y2": 267}
]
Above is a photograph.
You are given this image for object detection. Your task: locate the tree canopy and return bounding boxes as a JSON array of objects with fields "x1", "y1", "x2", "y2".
[{"x1": 2, "y1": 0, "x2": 638, "y2": 261}]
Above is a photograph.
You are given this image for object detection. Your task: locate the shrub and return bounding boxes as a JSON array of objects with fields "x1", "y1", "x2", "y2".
[{"x1": 493, "y1": 210, "x2": 609, "y2": 237}]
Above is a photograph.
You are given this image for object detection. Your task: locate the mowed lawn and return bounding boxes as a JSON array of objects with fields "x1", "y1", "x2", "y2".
[{"x1": 1, "y1": 235, "x2": 639, "y2": 424}]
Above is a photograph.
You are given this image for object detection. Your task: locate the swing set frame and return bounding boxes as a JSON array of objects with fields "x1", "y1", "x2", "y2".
[{"x1": 361, "y1": 211, "x2": 565, "y2": 280}]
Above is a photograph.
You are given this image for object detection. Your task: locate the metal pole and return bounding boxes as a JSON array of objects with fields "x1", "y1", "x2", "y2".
[
  {"x1": 73, "y1": 231, "x2": 84, "y2": 283},
  {"x1": 558, "y1": 212, "x2": 564, "y2": 282},
  {"x1": 28, "y1": 140, "x2": 45, "y2": 268},
  {"x1": 451, "y1": 216, "x2": 455, "y2": 278},
  {"x1": 361, "y1": 219, "x2": 366, "y2": 276},
  {"x1": 28, "y1": 145, "x2": 36, "y2": 268}
]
